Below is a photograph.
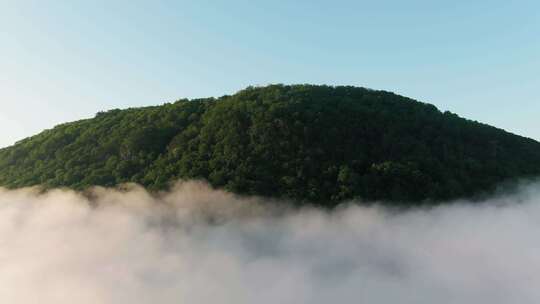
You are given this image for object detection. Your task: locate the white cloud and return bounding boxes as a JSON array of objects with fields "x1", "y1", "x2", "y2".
[{"x1": 0, "y1": 181, "x2": 539, "y2": 303}]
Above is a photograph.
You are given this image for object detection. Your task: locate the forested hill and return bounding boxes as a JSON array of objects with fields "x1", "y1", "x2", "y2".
[{"x1": 1, "y1": 84, "x2": 540, "y2": 206}]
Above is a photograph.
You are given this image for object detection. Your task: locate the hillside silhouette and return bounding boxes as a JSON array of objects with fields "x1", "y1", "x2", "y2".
[{"x1": 1, "y1": 84, "x2": 539, "y2": 206}]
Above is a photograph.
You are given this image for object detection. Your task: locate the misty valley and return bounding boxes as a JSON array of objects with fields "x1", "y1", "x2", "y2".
[
  {"x1": 2, "y1": 85, "x2": 540, "y2": 303},
  {"x1": 4, "y1": 0, "x2": 539, "y2": 302},
  {"x1": 1, "y1": 180, "x2": 539, "y2": 303}
]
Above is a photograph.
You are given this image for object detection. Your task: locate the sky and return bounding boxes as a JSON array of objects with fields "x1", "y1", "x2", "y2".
[{"x1": 1, "y1": 0, "x2": 539, "y2": 148}]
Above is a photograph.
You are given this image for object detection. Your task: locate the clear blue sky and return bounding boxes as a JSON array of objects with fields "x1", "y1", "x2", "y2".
[{"x1": 1, "y1": 0, "x2": 539, "y2": 148}]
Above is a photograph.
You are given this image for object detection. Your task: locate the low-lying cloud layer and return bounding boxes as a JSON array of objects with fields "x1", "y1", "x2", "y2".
[{"x1": 1, "y1": 181, "x2": 539, "y2": 303}]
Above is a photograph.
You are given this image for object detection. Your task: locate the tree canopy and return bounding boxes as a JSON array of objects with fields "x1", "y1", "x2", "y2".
[{"x1": 1, "y1": 84, "x2": 539, "y2": 206}]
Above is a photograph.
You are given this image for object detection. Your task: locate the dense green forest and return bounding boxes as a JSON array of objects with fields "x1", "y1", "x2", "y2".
[{"x1": 1, "y1": 84, "x2": 539, "y2": 206}]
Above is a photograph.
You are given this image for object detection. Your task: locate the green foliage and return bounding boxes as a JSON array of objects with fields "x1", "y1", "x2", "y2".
[{"x1": 1, "y1": 84, "x2": 539, "y2": 206}]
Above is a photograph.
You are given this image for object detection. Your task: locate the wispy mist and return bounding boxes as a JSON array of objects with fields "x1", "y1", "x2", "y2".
[{"x1": 1, "y1": 181, "x2": 539, "y2": 303}]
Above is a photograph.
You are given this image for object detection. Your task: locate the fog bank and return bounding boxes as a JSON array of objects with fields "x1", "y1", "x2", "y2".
[{"x1": 1, "y1": 181, "x2": 539, "y2": 303}]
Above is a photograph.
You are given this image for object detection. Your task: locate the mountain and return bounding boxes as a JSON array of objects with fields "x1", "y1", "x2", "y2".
[{"x1": 1, "y1": 84, "x2": 539, "y2": 206}]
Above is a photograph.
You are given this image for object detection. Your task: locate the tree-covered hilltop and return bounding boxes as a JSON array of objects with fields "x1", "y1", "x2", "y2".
[{"x1": 1, "y1": 84, "x2": 539, "y2": 206}]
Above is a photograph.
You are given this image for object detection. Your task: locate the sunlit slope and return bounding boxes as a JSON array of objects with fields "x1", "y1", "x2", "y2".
[{"x1": 1, "y1": 84, "x2": 539, "y2": 205}]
